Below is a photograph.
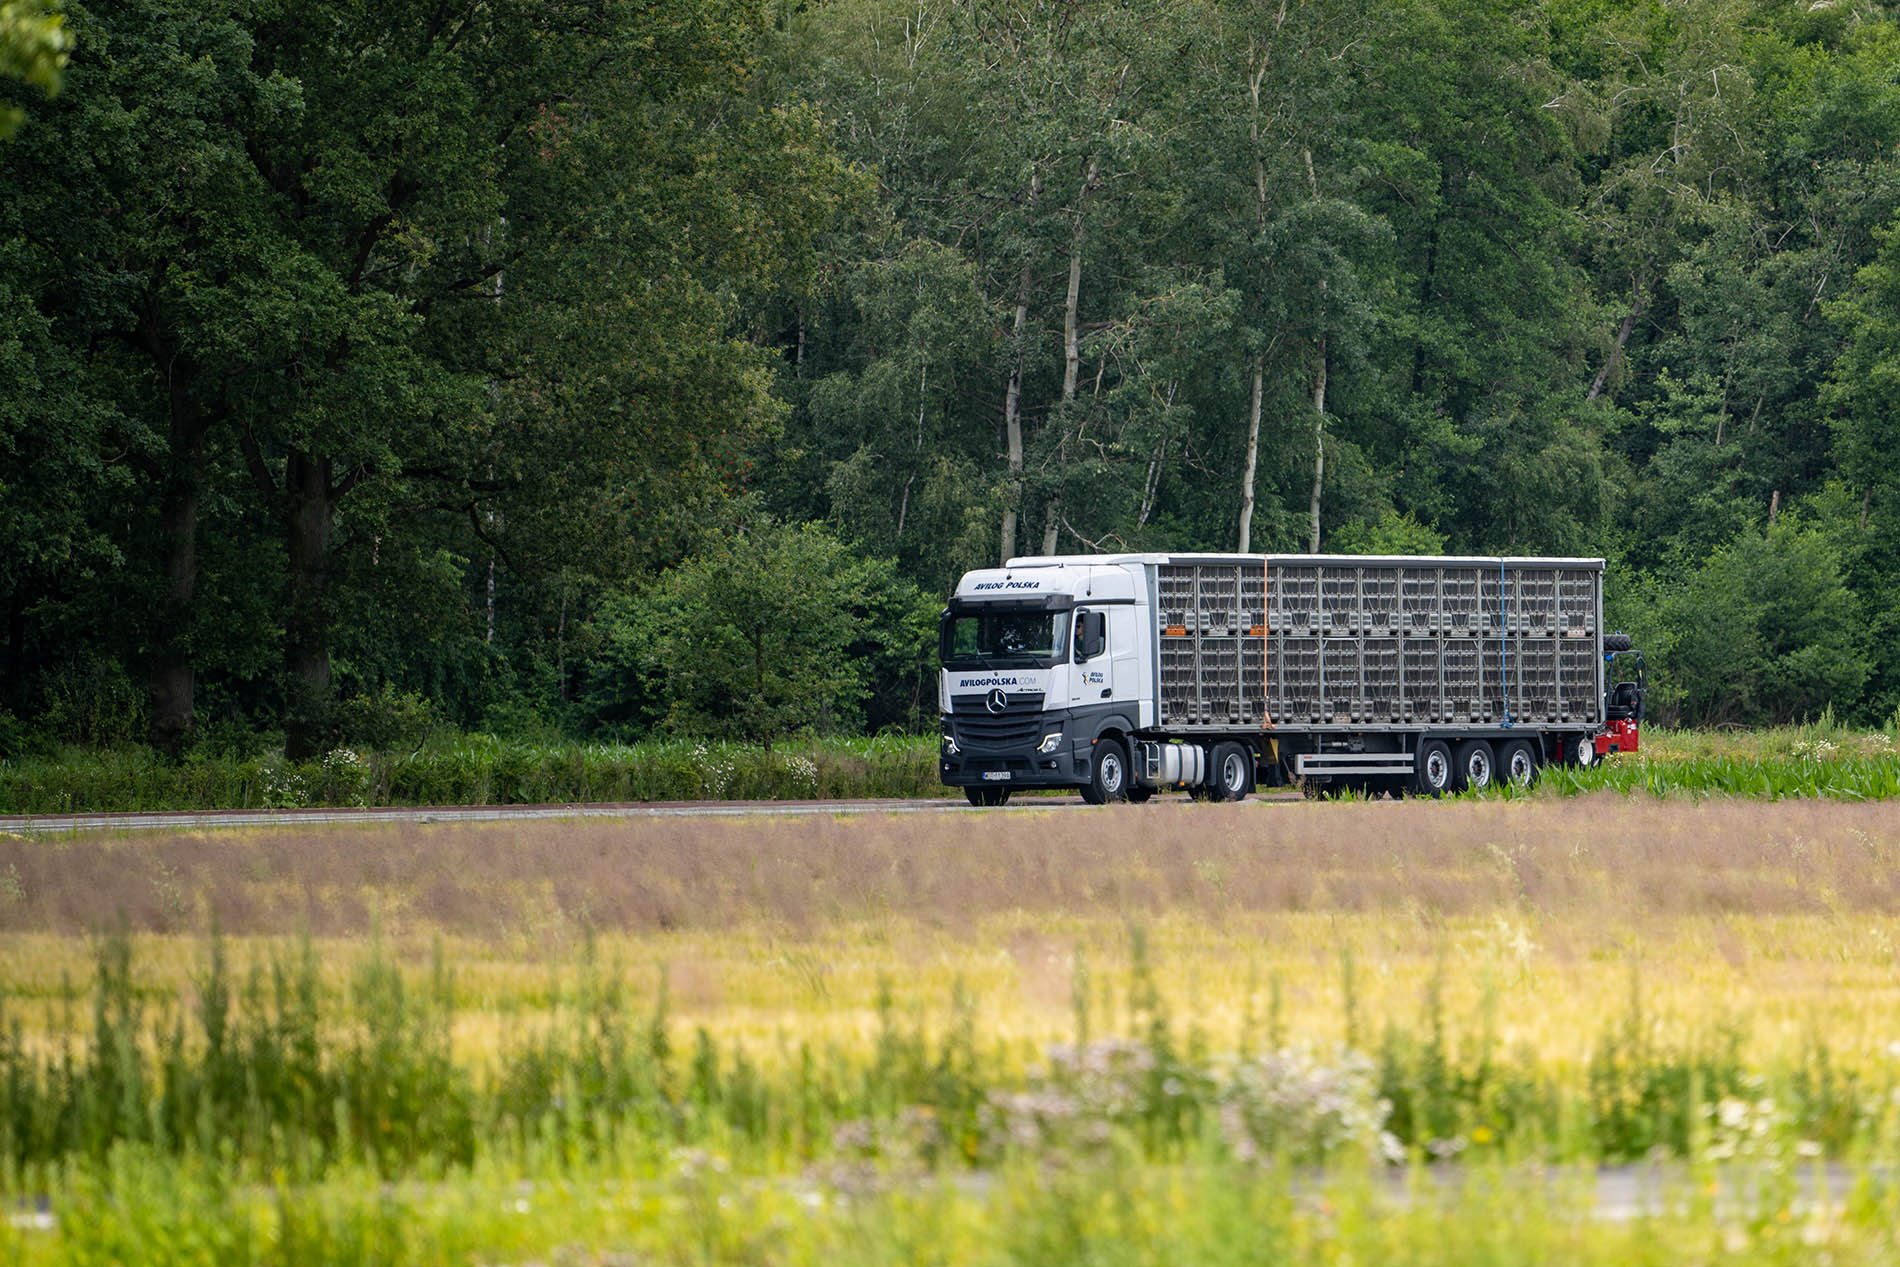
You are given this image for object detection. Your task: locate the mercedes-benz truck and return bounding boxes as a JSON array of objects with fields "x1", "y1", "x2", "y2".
[{"x1": 938, "y1": 553, "x2": 1644, "y2": 805}]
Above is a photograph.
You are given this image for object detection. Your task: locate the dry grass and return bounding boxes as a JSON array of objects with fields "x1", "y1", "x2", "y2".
[
  {"x1": 6, "y1": 797, "x2": 1900, "y2": 1077},
  {"x1": 4, "y1": 795, "x2": 1899, "y2": 936}
]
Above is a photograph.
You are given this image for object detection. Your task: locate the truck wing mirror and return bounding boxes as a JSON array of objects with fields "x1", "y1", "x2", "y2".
[{"x1": 1076, "y1": 610, "x2": 1107, "y2": 662}]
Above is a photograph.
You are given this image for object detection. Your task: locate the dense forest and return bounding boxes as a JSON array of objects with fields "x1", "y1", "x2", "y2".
[{"x1": 2, "y1": 0, "x2": 1899, "y2": 759}]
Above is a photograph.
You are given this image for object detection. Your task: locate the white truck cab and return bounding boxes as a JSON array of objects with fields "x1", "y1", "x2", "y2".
[{"x1": 938, "y1": 558, "x2": 1155, "y2": 803}]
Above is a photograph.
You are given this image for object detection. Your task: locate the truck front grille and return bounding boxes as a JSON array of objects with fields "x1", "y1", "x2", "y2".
[{"x1": 949, "y1": 693, "x2": 1047, "y2": 750}]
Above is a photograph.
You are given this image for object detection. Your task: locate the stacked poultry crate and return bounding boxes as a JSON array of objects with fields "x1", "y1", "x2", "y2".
[{"x1": 1157, "y1": 556, "x2": 1603, "y2": 731}]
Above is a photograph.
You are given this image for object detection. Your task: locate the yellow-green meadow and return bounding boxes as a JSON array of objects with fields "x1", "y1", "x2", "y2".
[{"x1": 7, "y1": 795, "x2": 1900, "y2": 1262}]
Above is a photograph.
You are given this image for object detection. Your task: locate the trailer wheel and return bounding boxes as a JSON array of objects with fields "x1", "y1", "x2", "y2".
[
  {"x1": 1209, "y1": 742, "x2": 1252, "y2": 803},
  {"x1": 1568, "y1": 734, "x2": 1597, "y2": 768},
  {"x1": 1414, "y1": 739, "x2": 1455, "y2": 797},
  {"x1": 1498, "y1": 738, "x2": 1538, "y2": 789},
  {"x1": 1456, "y1": 740, "x2": 1494, "y2": 790},
  {"x1": 1081, "y1": 739, "x2": 1130, "y2": 805},
  {"x1": 964, "y1": 786, "x2": 1011, "y2": 807}
]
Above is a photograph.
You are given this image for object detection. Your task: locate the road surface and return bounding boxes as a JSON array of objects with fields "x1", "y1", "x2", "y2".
[{"x1": 0, "y1": 792, "x2": 1304, "y2": 835}]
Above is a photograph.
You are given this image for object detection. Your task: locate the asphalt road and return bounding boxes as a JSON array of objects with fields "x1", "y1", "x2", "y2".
[{"x1": 0, "y1": 793, "x2": 1304, "y2": 835}]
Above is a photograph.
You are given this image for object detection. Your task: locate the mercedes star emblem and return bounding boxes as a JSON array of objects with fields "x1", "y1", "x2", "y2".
[{"x1": 985, "y1": 688, "x2": 1009, "y2": 714}]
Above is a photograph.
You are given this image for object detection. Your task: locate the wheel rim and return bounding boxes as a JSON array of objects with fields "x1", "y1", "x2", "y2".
[
  {"x1": 1508, "y1": 749, "x2": 1534, "y2": 785},
  {"x1": 1223, "y1": 752, "x2": 1247, "y2": 792},
  {"x1": 1466, "y1": 748, "x2": 1491, "y2": 787},
  {"x1": 1576, "y1": 739, "x2": 1595, "y2": 768},
  {"x1": 1424, "y1": 750, "x2": 1449, "y2": 790},
  {"x1": 1100, "y1": 751, "x2": 1123, "y2": 795}
]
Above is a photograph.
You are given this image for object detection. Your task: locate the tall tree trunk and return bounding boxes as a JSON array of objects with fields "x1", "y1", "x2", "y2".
[
  {"x1": 1302, "y1": 150, "x2": 1327, "y2": 553},
  {"x1": 149, "y1": 375, "x2": 208, "y2": 757},
  {"x1": 1238, "y1": 34, "x2": 1279, "y2": 556},
  {"x1": 1043, "y1": 159, "x2": 1098, "y2": 558},
  {"x1": 1411, "y1": 214, "x2": 1440, "y2": 398},
  {"x1": 1062, "y1": 234, "x2": 1086, "y2": 402},
  {"x1": 999, "y1": 172, "x2": 1041, "y2": 564},
  {"x1": 5, "y1": 593, "x2": 24, "y2": 716},
  {"x1": 1586, "y1": 280, "x2": 1646, "y2": 404},
  {"x1": 1139, "y1": 381, "x2": 1177, "y2": 528},
  {"x1": 1239, "y1": 355, "x2": 1264, "y2": 552},
  {"x1": 1309, "y1": 338, "x2": 1327, "y2": 553},
  {"x1": 283, "y1": 450, "x2": 335, "y2": 760},
  {"x1": 899, "y1": 361, "x2": 926, "y2": 540},
  {"x1": 1139, "y1": 440, "x2": 1166, "y2": 528}
]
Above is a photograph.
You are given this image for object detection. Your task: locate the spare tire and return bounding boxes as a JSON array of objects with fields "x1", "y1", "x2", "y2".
[{"x1": 1604, "y1": 633, "x2": 1633, "y2": 651}]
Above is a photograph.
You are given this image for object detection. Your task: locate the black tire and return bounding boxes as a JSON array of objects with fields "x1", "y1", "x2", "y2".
[
  {"x1": 1455, "y1": 739, "x2": 1495, "y2": 791},
  {"x1": 1414, "y1": 739, "x2": 1455, "y2": 797},
  {"x1": 1497, "y1": 738, "x2": 1538, "y2": 789},
  {"x1": 1567, "y1": 733, "x2": 1598, "y2": 769},
  {"x1": 1604, "y1": 632, "x2": 1633, "y2": 652},
  {"x1": 1125, "y1": 785, "x2": 1154, "y2": 803},
  {"x1": 1081, "y1": 739, "x2": 1130, "y2": 805},
  {"x1": 964, "y1": 786, "x2": 1011, "y2": 807},
  {"x1": 1208, "y1": 742, "x2": 1253, "y2": 803}
]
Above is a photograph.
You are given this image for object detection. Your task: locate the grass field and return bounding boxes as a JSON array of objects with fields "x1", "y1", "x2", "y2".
[
  {"x1": 7, "y1": 719, "x2": 1900, "y2": 814},
  {"x1": 7, "y1": 795, "x2": 1900, "y2": 1261}
]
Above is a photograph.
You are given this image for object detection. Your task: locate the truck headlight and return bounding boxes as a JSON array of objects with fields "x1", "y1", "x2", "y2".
[
  {"x1": 1038, "y1": 732, "x2": 1063, "y2": 754},
  {"x1": 943, "y1": 734, "x2": 959, "y2": 755}
]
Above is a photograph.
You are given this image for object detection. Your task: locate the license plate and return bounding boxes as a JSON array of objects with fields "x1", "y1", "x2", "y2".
[{"x1": 981, "y1": 771, "x2": 1011, "y2": 781}]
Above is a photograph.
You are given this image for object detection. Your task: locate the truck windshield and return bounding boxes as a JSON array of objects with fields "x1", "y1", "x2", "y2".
[{"x1": 941, "y1": 609, "x2": 1070, "y2": 669}]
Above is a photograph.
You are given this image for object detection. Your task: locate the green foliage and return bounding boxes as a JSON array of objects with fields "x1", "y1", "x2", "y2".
[
  {"x1": 0, "y1": 734, "x2": 943, "y2": 812},
  {"x1": 0, "y1": 0, "x2": 66, "y2": 137},
  {"x1": 0, "y1": 932, "x2": 1890, "y2": 1188},
  {"x1": 1634, "y1": 520, "x2": 1868, "y2": 725},
  {"x1": 1546, "y1": 749, "x2": 1900, "y2": 801},
  {"x1": 332, "y1": 686, "x2": 441, "y2": 754},
  {"x1": 1327, "y1": 510, "x2": 1449, "y2": 556},
  {"x1": 629, "y1": 516, "x2": 927, "y2": 745},
  {"x1": 8, "y1": 0, "x2": 1900, "y2": 750},
  {"x1": 37, "y1": 657, "x2": 145, "y2": 748}
]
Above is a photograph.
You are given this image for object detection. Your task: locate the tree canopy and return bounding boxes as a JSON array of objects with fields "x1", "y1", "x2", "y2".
[{"x1": 5, "y1": 0, "x2": 1900, "y2": 750}]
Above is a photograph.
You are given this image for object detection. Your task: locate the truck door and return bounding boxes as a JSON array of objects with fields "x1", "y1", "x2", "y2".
[{"x1": 1070, "y1": 609, "x2": 1111, "y2": 708}]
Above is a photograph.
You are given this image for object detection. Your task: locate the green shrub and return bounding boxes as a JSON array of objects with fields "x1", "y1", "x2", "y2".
[
  {"x1": 0, "y1": 734, "x2": 943, "y2": 813},
  {"x1": 333, "y1": 686, "x2": 441, "y2": 753}
]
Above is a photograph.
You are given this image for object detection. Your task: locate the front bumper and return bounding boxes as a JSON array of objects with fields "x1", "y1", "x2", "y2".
[{"x1": 939, "y1": 732, "x2": 1094, "y2": 790}]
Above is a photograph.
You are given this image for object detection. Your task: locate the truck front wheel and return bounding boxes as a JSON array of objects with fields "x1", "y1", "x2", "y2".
[{"x1": 1081, "y1": 739, "x2": 1130, "y2": 805}]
